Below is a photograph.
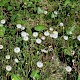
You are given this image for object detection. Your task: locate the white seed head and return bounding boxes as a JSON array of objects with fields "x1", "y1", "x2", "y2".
[
  {"x1": 0, "y1": 45, "x2": 3, "y2": 49},
  {"x1": 65, "y1": 66, "x2": 72, "y2": 72},
  {"x1": 49, "y1": 27, "x2": 53, "y2": 31},
  {"x1": 59, "y1": 22, "x2": 64, "y2": 27},
  {"x1": 43, "y1": 11, "x2": 48, "y2": 14},
  {"x1": 21, "y1": 31, "x2": 27, "y2": 37},
  {"x1": 54, "y1": 11, "x2": 58, "y2": 15},
  {"x1": 33, "y1": 32, "x2": 38, "y2": 37},
  {"x1": 44, "y1": 31, "x2": 50, "y2": 36},
  {"x1": 21, "y1": 26, "x2": 25, "y2": 30},
  {"x1": 37, "y1": 61, "x2": 43, "y2": 68},
  {"x1": 69, "y1": 31, "x2": 72, "y2": 34},
  {"x1": 1, "y1": 19, "x2": 6, "y2": 24},
  {"x1": 36, "y1": 38, "x2": 42, "y2": 44},
  {"x1": 14, "y1": 47, "x2": 20, "y2": 53},
  {"x1": 41, "y1": 49, "x2": 48, "y2": 53},
  {"x1": 72, "y1": 59, "x2": 75, "y2": 63},
  {"x1": 52, "y1": 31, "x2": 58, "y2": 38},
  {"x1": 6, "y1": 55, "x2": 10, "y2": 59},
  {"x1": 14, "y1": 58, "x2": 19, "y2": 63},
  {"x1": 48, "y1": 46, "x2": 53, "y2": 51},
  {"x1": 16, "y1": 24, "x2": 22, "y2": 29},
  {"x1": 6, "y1": 65, "x2": 12, "y2": 71},
  {"x1": 77, "y1": 35, "x2": 80, "y2": 41},
  {"x1": 41, "y1": 36, "x2": 46, "y2": 40},
  {"x1": 63, "y1": 36, "x2": 68, "y2": 40},
  {"x1": 23, "y1": 36, "x2": 29, "y2": 41},
  {"x1": 71, "y1": 51, "x2": 75, "y2": 55}
]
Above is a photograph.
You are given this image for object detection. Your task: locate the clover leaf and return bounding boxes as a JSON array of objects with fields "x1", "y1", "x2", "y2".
[{"x1": 34, "y1": 25, "x2": 46, "y2": 31}]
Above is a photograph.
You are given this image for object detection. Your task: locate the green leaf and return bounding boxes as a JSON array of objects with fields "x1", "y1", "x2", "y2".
[
  {"x1": 34, "y1": 25, "x2": 46, "y2": 31},
  {"x1": 51, "y1": 13, "x2": 57, "y2": 18},
  {"x1": 0, "y1": 0, "x2": 8, "y2": 6},
  {"x1": 26, "y1": 26, "x2": 32, "y2": 35},
  {"x1": 64, "y1": 0, "x2": 71, "y2": 6},
  {"x1": 70, "y1": 25, "x2": 75, "y2": 32},
  {"x1": 63, "y1": 47, "x2": 72, "y2": 56},
  {"x1": 37, "y1": 7, "x2": 43, "y2": 14},
  {"x1": 71, "y1": 2, "x2": 77, "y2": 8},
  {"x1": 78, "y1": 73, "x2": 80, "y2": 80},
  {"x1": 11, "y1": 74, "x2": 22, "y2": 80},
  {"x1": 30, "y1": 70, "x2": 40, "y2": 79},
  {"x1": 7, "y1": 6, "x2": 13, "y2": 11},
  {"x1": 66, "y1": 30, "x2": 72, "y2": 35},
  {"x1": 0, "y1": 26, "x2": 5, "y2": 37},
  {"x1": 66, "y1": 26, "x2": 75, "y2": 35}
]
